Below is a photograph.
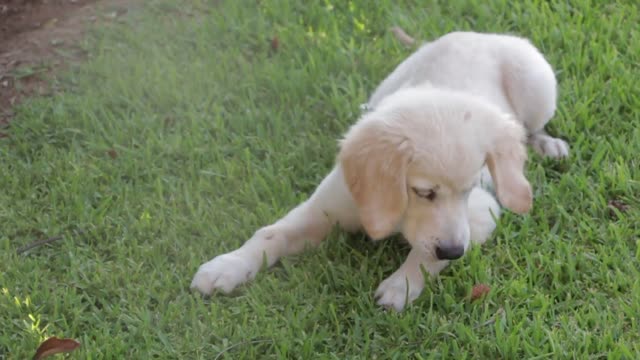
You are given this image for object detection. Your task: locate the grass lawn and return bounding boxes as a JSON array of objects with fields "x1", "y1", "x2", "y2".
[{"x1": 1, "y1": 0, "x2": 639, "y2": 358}]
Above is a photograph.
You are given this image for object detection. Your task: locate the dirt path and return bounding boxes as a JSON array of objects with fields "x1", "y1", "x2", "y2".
[{"x1": 0, "y1": 0, "x2": 134, "y2": 133}]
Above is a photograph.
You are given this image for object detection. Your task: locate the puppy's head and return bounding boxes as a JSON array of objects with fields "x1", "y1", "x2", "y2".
[{"x1": 339, "y1": 88, "x2": 531, "y2": 261}]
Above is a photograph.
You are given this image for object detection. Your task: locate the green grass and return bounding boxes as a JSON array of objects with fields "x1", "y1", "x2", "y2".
[{"x1": 1, "y1": 0, "x2": 639, "y2": 358}]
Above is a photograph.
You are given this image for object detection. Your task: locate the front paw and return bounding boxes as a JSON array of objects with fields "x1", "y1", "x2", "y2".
[
  {"x1": 374, "y1": 272, "x2": 424, "y2": 312},
  {"x1": 190, "y1": 253, "x2": 257, "y2": 295}
]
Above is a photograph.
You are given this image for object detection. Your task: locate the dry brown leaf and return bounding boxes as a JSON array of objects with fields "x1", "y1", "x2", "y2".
[
  {"x1": 390, "y1": 26, "x2": 416, "y2": 46},
  {"x1": 270, "y1": 36, "x2": 279, "y2": 51},
  {"x1": 33, "y1": 337, "x2": 81, "y2": 360},
  {"x1": 608, "y1": 199, "x2": 630, "y2": 219},
  {"x1": 42, "y1": 18, "x2": 59, "y2": 29},
  {"x1": 608, "y1": 199, "x2": 629, "y2": 212},
  {"x1": 107, "y1": 148, "x2": 118, "y2": 159},
  {"x1": 470, "y1": 284, "x2": 491, "y2": 302},
  {"x1": 164, "y1": 116, "x2": 176, "y2": 128}
]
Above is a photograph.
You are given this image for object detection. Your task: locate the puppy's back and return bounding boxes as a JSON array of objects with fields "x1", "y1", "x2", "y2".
[{"x1": 368, "y1": 31, "x2": 554, "y2": 120}]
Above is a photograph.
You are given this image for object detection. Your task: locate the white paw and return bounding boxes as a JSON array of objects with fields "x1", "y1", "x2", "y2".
[
  {"x1": 374, "y1": 271, "x2": 424, "y2": 312},
  {"x1": 529, "y1": 134, "x2": 569, "y2": 158},
  {"x1": 190, "y1": 253, "x2": 257, "y2": 295}
]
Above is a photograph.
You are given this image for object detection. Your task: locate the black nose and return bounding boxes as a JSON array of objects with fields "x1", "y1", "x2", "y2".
[{"x1": 435, "y1": 245, "x2": 465, "y2": 260}]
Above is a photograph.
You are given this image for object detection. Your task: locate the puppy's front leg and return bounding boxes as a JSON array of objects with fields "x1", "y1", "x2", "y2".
[
  {"x1": 191, "y1": 167, "x2": 360, "y2": 295},
  {"x1": 375, "y1": 249, "x2": 449, "y2": 311}
]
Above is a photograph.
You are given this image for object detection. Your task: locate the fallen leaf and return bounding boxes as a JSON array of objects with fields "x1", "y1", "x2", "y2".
[
  {"x1": 115, "y1": 8, "x2": 129, "y2": 17},
  {"x1": 470, "y1": 284, "x2": 491, "y2": 302},
  {"x1": 33, "y1": 337, "x2": 81, "y2": 360},
  {"x1": 164, "y1": 116, "x2": 176, "y2": 128},
  {"x1": 270, "y1": 36, "x2": 279, "y2": 51},
  {"x1": 608, "y1": 199, "x2": 629, "y2": 217},
  {"x1": 107, "y1": 149, "x2": 118, "y2": 159},
  {"x1": 390, "y1": 26, "x2": 416, "y2": 46},
  {"x1": 43, "y1": 18, "x2": 59, "y2": 29}
]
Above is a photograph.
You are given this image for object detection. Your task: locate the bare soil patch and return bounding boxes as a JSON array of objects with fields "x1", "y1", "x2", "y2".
[{"x1": 0, "y1": 0, "x2": 132, "y2": 132}]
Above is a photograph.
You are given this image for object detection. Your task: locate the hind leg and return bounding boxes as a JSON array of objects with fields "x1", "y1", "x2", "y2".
[
  {"x1": 502, "y1": 48, "x2": 570, "y2": 159},
  {"x1": 513, "y1": 82, "x2": 570, "y2": 158},
  {"x1": 528, "y1": 129, "x2": 569, "y2": 158}
]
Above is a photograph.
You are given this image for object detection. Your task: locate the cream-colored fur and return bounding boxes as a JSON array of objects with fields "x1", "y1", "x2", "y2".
[
  {"x1": 368, "y1": 31, "x2": 568, "y2": 158},
  {"x1": 191, "y1": 31, "x2": 567, "y2": 311}
]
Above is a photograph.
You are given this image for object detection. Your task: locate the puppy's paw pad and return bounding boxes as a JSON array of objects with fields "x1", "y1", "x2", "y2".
[
  {"x1": 374, "y1": 274, "x2": 423, "y2": 312},
  {"x1": 190, "y1": 254, "x2": 255, "y2": 295},
  {"x1": 530, "y1": 134, "x2": 569, "y2": 158}
]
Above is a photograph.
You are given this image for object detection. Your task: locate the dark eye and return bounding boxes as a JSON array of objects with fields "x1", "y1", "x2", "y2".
[{"x1": 412, "y1": 187, "x2": 437, "y2": 201}]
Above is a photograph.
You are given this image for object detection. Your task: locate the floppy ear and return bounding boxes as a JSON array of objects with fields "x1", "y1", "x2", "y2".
[
  {"x1": 338, "y1": 118, "x2": 413, "y2": 240},
  {"x1": 486, "y1": 118, "x2": 532, "y2": 214}
]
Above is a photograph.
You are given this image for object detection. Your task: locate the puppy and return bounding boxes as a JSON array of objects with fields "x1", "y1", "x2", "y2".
[{"x1": 191, "y1": 31, "x2": 568, "y2": 311}]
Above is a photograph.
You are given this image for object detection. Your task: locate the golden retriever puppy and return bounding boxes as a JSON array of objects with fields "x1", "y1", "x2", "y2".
[{"x1": 191, "y1": 31, "x2": 566, "y2": 311}]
